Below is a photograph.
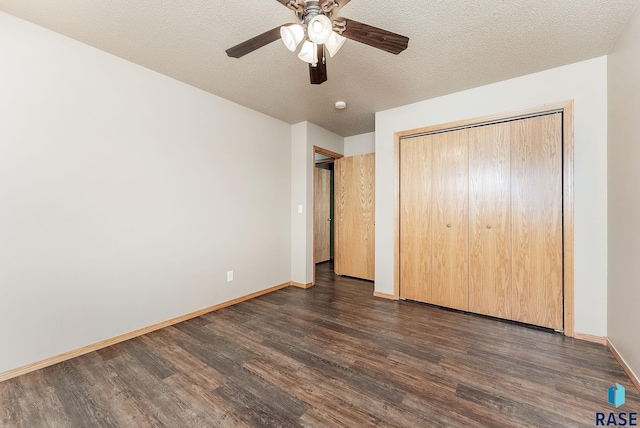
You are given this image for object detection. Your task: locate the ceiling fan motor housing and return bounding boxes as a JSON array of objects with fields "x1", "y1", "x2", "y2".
[{"x1": 290, "y1": 0, "x2": 338, "y2": 24}]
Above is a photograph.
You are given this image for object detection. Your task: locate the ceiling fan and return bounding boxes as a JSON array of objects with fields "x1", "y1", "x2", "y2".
[{"x1": 225, "y1": 0, "x2": 410, "y2": 85}]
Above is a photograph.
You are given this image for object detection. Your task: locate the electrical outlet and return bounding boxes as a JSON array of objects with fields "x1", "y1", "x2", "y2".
[
  {"x1": 297, "y1": 204, "x2": 303, "y2": 214},
  {"x1": 227, "y1": 271, "x2": 234, "y2": 282}
]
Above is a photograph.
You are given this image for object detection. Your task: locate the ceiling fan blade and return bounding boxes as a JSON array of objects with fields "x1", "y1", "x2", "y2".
[
  {"x1": 309, "y1": 45, "x2": 328, "y2": 84},
  {"x1": 226, "y1": 26, "x2": 283, "y2": 58},
  {"x1": 338, "y1": 18, "x2": 409, "y2": 55}
]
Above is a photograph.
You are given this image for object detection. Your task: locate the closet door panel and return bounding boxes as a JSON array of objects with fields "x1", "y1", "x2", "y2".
[
  {"x1": 511, "y1": 114, "x2": 563, "y2": 330},
  {"x1": 400, "y1": 136, "x2": 432, "y2": 302},
  {"x1": 469, "y1": 123, "x2": 512, "y2": 319},
  {"x1": 431, "y1": 130, "x2": 469, "y2": 311},
  {"x1": 335, "y1": 154, "x2": 375, "y2": 280}
]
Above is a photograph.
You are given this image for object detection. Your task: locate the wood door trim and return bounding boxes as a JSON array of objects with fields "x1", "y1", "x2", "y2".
[
  {"x1": 394, "y1": 101, "x2": 575, "y2": 337},
  {"x1": 395, "y1": 101, "x2": 572, "y2": 139},
  {"x1": 291, "y1": 281, "x2": 315, "y2": 289},
  {"x1": 562, "y1": 101, "x2": 575, "y2": 337},
  {"x1": 373, "y1": 291, "x2": 398, "y2": 300},
  {"x1": 393, "y1": 138, "x2": 401, "y2": 299},
  {"x1": 574, "y1": 332, "x2": 607, "y2": 345},
  {"x1": 314, "y1": 146, "x2": 344, "y2": 159}
]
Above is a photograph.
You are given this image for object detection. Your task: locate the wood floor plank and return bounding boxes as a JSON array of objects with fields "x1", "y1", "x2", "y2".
[
  {"x1": 455, "y1": 383, "x2": 584, "y2": 428},
  {"x1": 244, "y1": 357, "x2": 387, "y2": 427},
  {"x1": 24, "y1": 370, "x2": 74, "y2": 428},
  {"x1": 139, "y1": 330, "x2": 225, "y2": 391},
  {"x1": 170, "y1": 324, "x2": 311, "y2": 423},
  {"x1": 214, "y1": 380, "x2": 303, "y2": 428},
  {"x1": 435, "y1": 355, "x2": 599, "y2": 418},
  {"x1": 45, "y1": 360, "x2": 121, "y2": 427},
  {"x1": 95, "y1": 343, "x2": 126, "y2": 361},
  {"x1": 8, "y1": 386, "x2": 54, "y2": 428},
  {"x1": 173, "y1": 320, "x2": 256, "y2": 365},
  {"x1": 163, "y1": 374, "x2": 253, "y2": 428},
  {"x1": 105, "y1": 351, "x2": 215, "y2": 427},
  {"x1": 299, "y1": 406, "x2": 352, "y2": 428},
  {"x1": 261, "y1": 337, "x2": 407, "y2": 405},
  {"x1": 74, "y1": 353, "x2": 158, "y2": 428},
  {"x1": 124, "y1": 338, "x2": 177, "y2": 381},
  {"x1": 314, "y1": 317, "x2": 443, "y2": 364},
  {"x1": 0, "y1": 378, "x2": 25, "y2": 428},
  {"x1": 1, "y1": 261, "x2": 639, "y2": 427},
  {"x1": 244, "y1": 317, "x2": 359, "y2": 368},
  {"x1": 401, "y1": 391, "x2": 529, "y2": 428}
]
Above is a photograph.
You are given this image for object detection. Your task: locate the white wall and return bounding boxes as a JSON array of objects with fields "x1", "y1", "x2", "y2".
[
  {"x1": 608, "y1": 5, "x2": 640, "y2": 380},
  {"x1": 376, "y1": 57, "x2": 608, "y2": 337},
  {"x1": 290, "y1": 122, "x2": 343, "y2": 285},
  {"x1": 0, "y1": 12, "x2": 292, "y2": 375},
  {"x1": 344, "y1": 132, "x2": 375, "y2": 156}
]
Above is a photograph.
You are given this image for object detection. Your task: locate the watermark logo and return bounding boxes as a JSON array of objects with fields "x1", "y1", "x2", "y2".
[
  {"x1": 596, "y1": 383, "x2": 637, "y2": 426},
  {"x1": 609, "y1": 383, "x2": 626, "y2": 408}
]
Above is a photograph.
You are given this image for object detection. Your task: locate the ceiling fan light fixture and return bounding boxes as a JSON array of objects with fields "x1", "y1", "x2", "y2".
[
  {"x1": 325, "y1": 31, "x2": 347, "y2": 57},
  {"x1": 298, "y1": 40, "x2": 318, "y2": 64},
  {"x1": 225, "y1": 0, "x2": 411, "y2": 86},
  {"x1": 280, "y1": 24, "x2": 305, "y2": 52},
  {"x1": 307, "y1": 14, "x2": 333, "y2": 44}
]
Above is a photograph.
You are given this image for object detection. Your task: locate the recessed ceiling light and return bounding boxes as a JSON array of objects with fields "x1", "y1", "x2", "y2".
[{"x1": 335, "y1": 101, "x2": 347, "y2": 110}]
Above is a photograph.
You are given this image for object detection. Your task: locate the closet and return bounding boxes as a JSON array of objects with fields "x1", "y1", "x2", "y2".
[{"x1": 399, "y1": 113, "x2": 563, "y2": 330}]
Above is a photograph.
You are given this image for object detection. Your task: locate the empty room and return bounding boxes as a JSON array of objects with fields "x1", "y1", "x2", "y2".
[{"x1": 1, "y1": 1, "x2": 639, "y2": 426}]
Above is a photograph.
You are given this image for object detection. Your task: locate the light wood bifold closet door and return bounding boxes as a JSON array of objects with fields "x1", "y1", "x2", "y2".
[
  {"x1": 468, "y1": 122, "x2": 512, "y2": 320},
  {"x1": 431, "y1": 130, "x2": 469, "y2": 311},
  {"x1": 400, "y1": 136, "x2": 433, "y2": 303},
  {"x1": 510, "y1": 114, "x2": 563, "y2": 330},
  {"x1": 400, "y1": 112, "x2": 563, "y2": 330},
  {"x1": 314, "y1": 167, "x2": 331, "y2": 263},
  {"x1": 335, "y1": 153, "x2": 375, "y2": 281},
  {"x1": 399, "y1": 130, "x2": 469, "y2": 311}
]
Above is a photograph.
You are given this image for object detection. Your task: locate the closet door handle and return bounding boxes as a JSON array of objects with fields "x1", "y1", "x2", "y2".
[
  {"x1": 446, "y1": 223, "x2": 452, "y2": 228},
  {"x1": 486, "y1": 225, "x2": 492, "y2": 230}
]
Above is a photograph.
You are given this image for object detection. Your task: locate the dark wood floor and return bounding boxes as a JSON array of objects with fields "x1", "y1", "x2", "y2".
[{"x1": 1, "y1": 262, "x2": 638, "y2": 427}]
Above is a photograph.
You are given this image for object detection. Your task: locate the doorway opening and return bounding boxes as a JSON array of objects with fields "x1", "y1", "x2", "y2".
[{"x1": 313, "y1": 146, "x2": 342, "y2": 284}]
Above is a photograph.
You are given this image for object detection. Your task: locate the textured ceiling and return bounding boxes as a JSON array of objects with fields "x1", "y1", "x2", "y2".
[{"x1": 0, "y1": 1, "x2": 637, "y2": 136}]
